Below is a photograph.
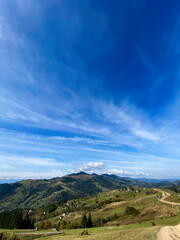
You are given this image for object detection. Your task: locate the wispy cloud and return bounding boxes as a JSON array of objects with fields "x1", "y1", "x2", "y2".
[
  {"x1": 0, "y1": 154, "x2": 63, "y2": 169},
  {"x1": 95, "y1": 101, "x2": 160, "y2": 141},
  {"x1": 136, "y1": 46, "x2": 155, "y2": 72},
  {"x1": 0, "y1": 0, "x2": 180, "y2": 180},
  {"x1": 0, "y1": 126, "x2": 180, "y2": 179}
]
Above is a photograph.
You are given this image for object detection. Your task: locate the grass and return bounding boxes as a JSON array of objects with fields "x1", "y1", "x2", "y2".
[
  {"x1": 0, "y1": 214, "x2": 179, "y2": 240},
  {"x1": 32, "y1": 227, "x2": 159, "y2": 240},
  {"x1": 34, "y1": 210, "x2": 180, "y2": 239},
  {"x1": 1, "y1": 210, "x2": 179, "y2": 239}
]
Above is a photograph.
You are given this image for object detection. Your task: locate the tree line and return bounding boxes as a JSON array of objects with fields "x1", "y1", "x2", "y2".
[{"x1": 0, "y1": 209, "x2": 34, "y2": 229}]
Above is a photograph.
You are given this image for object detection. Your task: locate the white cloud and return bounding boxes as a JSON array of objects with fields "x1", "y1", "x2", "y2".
[
  {"x1": 107, "y1": 169, "x2": 149, "y2": 178},
  {"x1": 78, "y1": 162, "x2": 105, "y2": 172}
]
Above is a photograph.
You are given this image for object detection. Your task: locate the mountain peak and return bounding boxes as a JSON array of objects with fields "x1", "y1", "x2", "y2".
[{"x1": 69, "y1": 171, "x2": 89, "y2": 176}]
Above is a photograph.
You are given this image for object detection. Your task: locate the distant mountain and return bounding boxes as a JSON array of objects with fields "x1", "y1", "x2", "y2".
[
  {"x1": 136, "y1": 178, "x2": 178, "y2": 183},
  {"x1": 0, "y1": 172, "x2": 149, "y2": 211},
  {"x1": 0, "y1": 179, "x2": 21, "y2": 184}
]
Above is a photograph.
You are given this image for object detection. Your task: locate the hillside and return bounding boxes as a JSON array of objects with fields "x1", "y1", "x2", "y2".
[
  {"x1": 1, "y1": 187, "x2": 180, "y2": 240},
  {"x1": 44, "y1": 188, "x2": 180, "y2": 229},
  {"x1": 0, "y1": 172, "x2": 149, "y2": 211}
]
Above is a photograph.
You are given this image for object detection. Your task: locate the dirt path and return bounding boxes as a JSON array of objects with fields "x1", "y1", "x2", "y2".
[
  {"x1": 154, "y1": 188, "x2": 180, "y2": 206},
  {"x1": 155, "y1": 189, "x2": 180, "y2": 239},
  {"x1": 157, "y1": 224, "x2": 180, "y2": 240}
]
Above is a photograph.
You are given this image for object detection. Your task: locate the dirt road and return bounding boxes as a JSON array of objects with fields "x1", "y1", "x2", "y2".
[
  {"x1": 154, "y1": 188, "x2": 180, "y2": 206},
  {"x1": 157, "y1": 224, "x2": 180, "y2": 240},
  {"x1": 155, "y1": 189, "x2": 180, "y2": 239}
]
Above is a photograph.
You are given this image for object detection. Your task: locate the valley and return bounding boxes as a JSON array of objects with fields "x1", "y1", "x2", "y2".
[{"x1": 0, "y1": 173, "x2": 180, "y2": 239}]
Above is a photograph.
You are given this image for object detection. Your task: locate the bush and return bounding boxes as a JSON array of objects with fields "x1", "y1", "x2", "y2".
[
  {"x1": 38, "y1": 221, "x2": 45, "y2": 230},
  {"x1": 0, "y1": 232, "x2": 18, "y2": 240},
  {"x1": 44, "y1": 220, "x2": 51, "y2": 229},
  {"x1": 69, "y1": 222, "x2": 81, "y2": 229},
  {"x1": 80, "y1": 230, "x2": 89, "y2": 235},
  {"x1": 125, "y1": 206, "x2": 140, "y2": 216},
  {"x1": 93, "y1": 217, "x2": 103, "y2": 227},
  {"x1": 110, "y1": 213, "x2": 119, "y2": 221},
  {"x1": 60, "y1": 220, "x2": 66, "y2": 230}
]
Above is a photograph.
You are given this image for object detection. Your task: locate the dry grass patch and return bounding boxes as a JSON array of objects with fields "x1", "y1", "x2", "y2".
[{"x1": 102, "y1": 201, "x2": 126, "y2": 210}]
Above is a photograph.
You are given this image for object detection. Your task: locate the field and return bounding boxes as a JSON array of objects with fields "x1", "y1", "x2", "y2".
[
  {"x1": 33, "y1": 226, "x2": 159, "y2": 240},
  {"x1": 0, "y1": 188, "x2": 180, "y2": 240},
  {"x1": 2, "y1": 214, "x2": 180, "y2": 240},
  {"x1": 34, "y1": 210, "x2": 180, "y2": 239}
]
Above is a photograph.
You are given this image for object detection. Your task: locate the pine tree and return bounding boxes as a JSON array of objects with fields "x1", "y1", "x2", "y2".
[
  {"x1": 87, "y1": 212, "x2": 93, "y2": 228},
  {"x1": 81, "y1": 214, "x2": 88, "y2": 228}
]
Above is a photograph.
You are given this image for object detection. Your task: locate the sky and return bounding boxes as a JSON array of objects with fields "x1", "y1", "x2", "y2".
[{"x1": 0, "y1": 0, "x2": 180, "y2": 180}]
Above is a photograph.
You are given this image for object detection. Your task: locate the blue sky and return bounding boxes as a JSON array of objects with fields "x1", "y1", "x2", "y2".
[{"x1": 0, "y1": 0, "x2": 180, "y2": 179}]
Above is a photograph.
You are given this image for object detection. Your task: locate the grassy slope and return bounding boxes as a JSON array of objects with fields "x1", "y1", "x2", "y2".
[
  {"x1": 48, "y1": 188, "x2": 178, "y2": 227},
  {"x1": 33, "y1": 211, "x2": 180, "y2": 240},
  {"x1": 1, "y1": 213, "x2": 180, "y2": 240},
  {"x1": 32, "y1": 212, "x2": 180, "y2": 240},
  {"x1": 1, "y1": 188, "x2": 180, "y2": 240}
]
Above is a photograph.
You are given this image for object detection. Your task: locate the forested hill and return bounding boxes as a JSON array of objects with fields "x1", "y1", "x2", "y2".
[
  {"x1": 0, "y1": 172, "x2": 179, "y2": 211},
  {"x1": 0, "y1": 172, "x2": 149, "y2": 211}
]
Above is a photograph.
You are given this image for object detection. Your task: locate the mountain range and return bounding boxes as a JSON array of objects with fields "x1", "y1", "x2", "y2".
[{"x1": 0, "y1": 172, "x2": 179, "y2": 211}]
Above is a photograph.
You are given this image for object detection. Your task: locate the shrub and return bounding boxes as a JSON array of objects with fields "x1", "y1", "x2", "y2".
[
  {"x1": 93, "y1": 217, "x2": 103, "y2": 227},
  {"x1": 38, "y1": 221, "x2": 45, "y2": 230},
  {"x1": 125, "y1": 206, "x2": 140, "y2": 216},
  {"x1": 60, "y1": 220, "x2": 66, "y2": 230},
  {"x1": 44, "y1": 220, "x2": 51, "y2": 229}
]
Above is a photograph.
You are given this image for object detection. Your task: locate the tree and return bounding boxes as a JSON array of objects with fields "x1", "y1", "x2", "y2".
[
  {"x1": 44, "y1": 220, "x2": 51, "y2": 229},
  {"x1": 87, "y1": 213, "x2": 93, "y2": 228},
  {"x1": 10, "y1": 210, "x2": 23, "y2": 229},
  {"x1": 0, "y1": 209, "x2": 33, "y2": 229},
  {"x1": 60, "y1": 220, "x2": 66, "y2": 230},
  {"x1": 81, "y1": 214, "x2": 87, "y2": 228},
  {"x1": 38, "y1": 221, "x2": 45, "y2": 230}
]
